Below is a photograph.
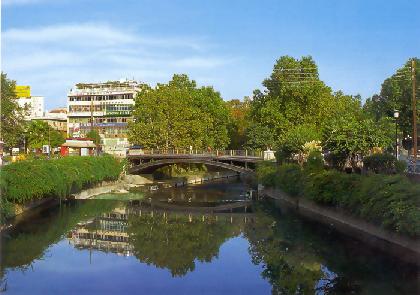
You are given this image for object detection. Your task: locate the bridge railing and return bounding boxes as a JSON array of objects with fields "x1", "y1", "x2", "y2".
[{"x1": 131, "y1": 149, "x2": 264, "y2": 158}]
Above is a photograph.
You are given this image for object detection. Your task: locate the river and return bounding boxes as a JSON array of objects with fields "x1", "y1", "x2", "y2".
[{"x1": 0, "y1": 179, "x2": 418, "y2": 294}]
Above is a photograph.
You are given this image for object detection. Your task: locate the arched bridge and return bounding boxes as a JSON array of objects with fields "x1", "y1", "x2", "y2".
[{"x1": 127, "y1": 149, "x2": 269, "y2": 174}]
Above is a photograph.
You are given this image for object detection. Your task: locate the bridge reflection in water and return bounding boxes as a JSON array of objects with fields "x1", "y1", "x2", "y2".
[
  {"x1": 3, "y1": 181, "x2": 418, "y2": 294},
  {"x1": 68, "y1": 198, "x2": 255, "y2": 269}
]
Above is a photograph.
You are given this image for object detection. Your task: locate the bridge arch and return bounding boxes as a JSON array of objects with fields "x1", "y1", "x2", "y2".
[{"x1": 128, "y1": 158, "x2": 253, "y2": 174}]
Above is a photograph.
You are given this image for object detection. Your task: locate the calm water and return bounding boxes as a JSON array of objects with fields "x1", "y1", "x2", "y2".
[{"x1": 1, "y1": 180, "x2": 418, "y2": 294}]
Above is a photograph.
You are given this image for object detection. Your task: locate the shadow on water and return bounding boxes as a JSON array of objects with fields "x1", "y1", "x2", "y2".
[{"x1": 1, "y1": 179, "x2": 418, "y2": 294}]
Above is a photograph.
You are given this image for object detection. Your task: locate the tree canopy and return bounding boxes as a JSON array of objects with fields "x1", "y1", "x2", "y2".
[
  {"x1": 1, "y1": 73, "x2": 27, "y2": 147},
  {"x1": 225, "y1": 98, "x2": 251, "y2": 149},
  {"x1": 128, "y1": 74, "x2": 230, "y2": 149},
  {"x1": 26, "y1": 120, "x2": 65, "y2": 149},
  {"x1": 246, "y1": 56, "x2": 396, "y2": 167},
  {"x1": 364, "y1": 58, "x2": 419, "y2": 137}
]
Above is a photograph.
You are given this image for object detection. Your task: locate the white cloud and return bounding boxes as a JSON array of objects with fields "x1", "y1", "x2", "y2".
[
  {"x1": 3, "y1": 23, "x2": 137, "y2": 45},
  {"x1": 1, "y1": 22, "x2": 234, "y2": 108},
  {"x1": 2, "y1": 0, "x2": 49, "y2": 5}
]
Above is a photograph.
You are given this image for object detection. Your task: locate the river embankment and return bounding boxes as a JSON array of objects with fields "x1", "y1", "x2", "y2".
[
  {"x1": 0, "y1": 155, "x2": 123, "y2": 226},
  {"x1": 257, "y1": 161, "x2": 420, "y2": 264},
  {"x1": 262, "y1": 187, "x2": 420, "y2": 264}
]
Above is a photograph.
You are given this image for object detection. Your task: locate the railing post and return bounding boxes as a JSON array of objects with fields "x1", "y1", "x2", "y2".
[
  {"x1": 245, "y1": 150, "x2": 247, "y2": 157},
  {"x1": 216, "y1": 150, "x2": 219, "y2": 156}
]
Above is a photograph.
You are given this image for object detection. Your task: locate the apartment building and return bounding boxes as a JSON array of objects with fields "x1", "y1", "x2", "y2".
[{"x1": 67, "y1": 79, "x2": 140, "y2": 155}]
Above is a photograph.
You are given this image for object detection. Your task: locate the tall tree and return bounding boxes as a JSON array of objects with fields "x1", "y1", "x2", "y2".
[
  {"x1": 247, "y1": 56, "x2": 335, "y2": 149},
  {"x1": 128, "y1": 74, "x2": 230, "y2": 149},
  {"x1": 0, "y1": 73, "x2": 27, "y2": 147},
  {"x1": 364, "y1": 58, "x2": 419, "y2": 136},
  {"x1": 226, "y1": 98, "x2": 250, "y2": 149},
  {"x1": 26, "y1": 120, "x2": 65, "y2": 149}
]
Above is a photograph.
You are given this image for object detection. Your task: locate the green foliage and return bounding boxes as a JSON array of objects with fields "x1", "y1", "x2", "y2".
[
  {"x1": 0, "y1": 199, "x2": 15, "y2": 223},
  {"x1": 245, "y1": 123, "x2": 275, "y2": 150},
  {"x1": 128, "y1": 74, "x2": 230, "y2": 149},
  {"x1": 276, "y1": 164, "x2": 303, "y2": 197},
  {"x1": 86, "y1": 130, "x2": 101, "y2": 145},
  {"x1": 395, "y1": 160, "x2": 407, "y2": 174},
  {"x1": 225, "y1": 98, "x2": 250, "y2": 149},
  {"x1": 256, "y1": 161, "x2": 278, "y2": 187},
  {"x1": 0, "y1": 156, "x2": 122, "y2": 204},
  {"x1": 247, "y1": 56, "x2": 335, "y2": 149},
  {"x1": 0, "y1": 73, "x2": 27, "y2": 147},
  {"x1": 26, "y1": 120, "x2": 65, "y2": 149},
  {"x1": 260, "y1": 163, "x2": 420, "y2": 237},
  {"x1": 364, "y1": 58, "x2": 419, "y2": 136},
  {"x1": 363, "y1": 153, "x2": 399, "y2": 174},
  {"x1": 323, "y1": 114, "x2": 393, "y2": 169},
  {"x1": 304, "y1": 151, "x2": 324, "y2": 174},
  {"x1": 304, "y1": 170, "x2": 361, "y2": 206},
  {"x1": 275, "y1": 124, "x2": 320, "y2": 163},
  {"x1": 128, "y1": 212, "x2": 240, "y2": 277},
  {"x1": 153, "y1": 163, "x2": 207, "y2": 179},
  {"x1": 1, "y1": 200, "x2": 119, "y2": 269},
  {"x1": 353, "y1": 175, "x2": 420, "y2": 236}
]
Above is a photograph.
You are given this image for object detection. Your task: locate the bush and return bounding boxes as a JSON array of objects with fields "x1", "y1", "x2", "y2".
[
  {"x1": 276, "y1": 164, "x2": 303, "y2": 197},
  {"x1": 354, "y1": 174, "x2": 420, "y2": 236},
  {"x1": 304, "y1": 151, "x2": 324, "y2": 174},
  {"x1": 259, "y1": 161, "x2": 420, "y2": 237},
  {"x1": 395, "y1": 160, "x2": 407, "y2": 174},
  {"x1": 304, "y1": 171, "x2": 360, "y2": 206},
  {"x1": 0, "y1": 155, "x2": 122, "y2": 204},
  {"x1": 363, "y1": 153, "x2": 398, "y2": 174},
  {"x1": 256, "y1": 161, "x2": 278, "y2": 187}
]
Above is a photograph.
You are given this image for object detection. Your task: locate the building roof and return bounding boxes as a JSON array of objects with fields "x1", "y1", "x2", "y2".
[
  {"x1": 49, "y1": 108, "x2": 67, "y2": 114},
  {"x1": 62, "y1": 141, "x2": 96, "y2": 148}
]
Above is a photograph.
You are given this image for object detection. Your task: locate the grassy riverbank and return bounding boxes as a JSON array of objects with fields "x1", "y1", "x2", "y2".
[
  {"x1": 0, "y1": 156, "x2": 123, "y2": 221},
  {"x1": 257, "y1": 162, "x2": 420, "y2": 237}
]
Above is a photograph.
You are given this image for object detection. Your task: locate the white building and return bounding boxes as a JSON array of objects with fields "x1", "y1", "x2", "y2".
[
  {"x1": 67, "y1": 79, "x2": 140, "y2": 156},
  {"x1": 17, "y1": 96, "x2": 45, "y2": 119}
]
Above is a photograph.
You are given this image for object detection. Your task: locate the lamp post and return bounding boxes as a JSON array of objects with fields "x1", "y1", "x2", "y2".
[{"x1": 393, "y1": 110, "x2": 399, "y2": 159}]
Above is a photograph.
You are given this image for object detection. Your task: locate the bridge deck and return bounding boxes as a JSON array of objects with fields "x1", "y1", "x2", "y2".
[{"x1": 127, "y1": 154, "x2": 263, "y2": 163}]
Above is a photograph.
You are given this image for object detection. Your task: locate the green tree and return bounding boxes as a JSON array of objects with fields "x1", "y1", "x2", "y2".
[
  {"x1": 364, "y1": 58, "x2": 419, "y2": 136},
  {"x1": 0, "y1": 73, "x2": 27, "y2": 147},
  {"x1": 247, "y1": 56, "x2": 335, "y2": 149},
  {"x1": 323, "y1": 114, "x2": 393, "y2": 169},
  {"x1": 276, "y1": 124, "x2": 321, "y2": 164},
  {"x1": 26, "y1": 120, "x2": 65, "y2": 149},
  {"x1": 226, "y1": 97, "x2": 251, "y2": 149},
  {"x1": 86, "y1": 130, "x2": 101, "y2": 145},
  {"x1": 128, "y1": 74, "x2": 230, "y2": 149}
]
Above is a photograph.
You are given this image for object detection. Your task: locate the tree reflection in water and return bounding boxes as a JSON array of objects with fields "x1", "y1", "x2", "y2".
[
  {"x1": 128, "y1": 211, "x2": 242, "y2": 276},
  {"x1": 1, "y1": 196, "x2": 418, "y2": 294}
]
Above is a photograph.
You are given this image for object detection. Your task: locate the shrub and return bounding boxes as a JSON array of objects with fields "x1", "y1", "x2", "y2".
[
  {"x1": 304, "y1": 171, "x2": 360, "y2": 206},
  {"x1": 304, "y1": 151, "x2": 324, "y2": 174},
  {"x1": 395, "y1": 160, "x2": 407, "y2": 174},
  {"x1": 0, "y1": 155, "x2": 122, "y2": 204},
  {"x1": 276, "y1": 164, "x2": 303, "y2": 197},
  {"x1": 354, "y1": 174, "x2": 420, "y2": 236},
  {"x1": 256, "y1": 161, "x2": 278, "y2": 187},
  {"x1": 363, "y1": 153, "x2": 398, "y2": 174}
]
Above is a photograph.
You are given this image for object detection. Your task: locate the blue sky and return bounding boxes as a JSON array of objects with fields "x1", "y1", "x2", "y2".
[{"x1": 2, "y1": 0, "x2": 419, "y2": 109}]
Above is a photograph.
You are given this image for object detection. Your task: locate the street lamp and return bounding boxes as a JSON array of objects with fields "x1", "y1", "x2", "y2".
[{"x1": 394, "y1": 110, "x2": 399, "y2": 159}]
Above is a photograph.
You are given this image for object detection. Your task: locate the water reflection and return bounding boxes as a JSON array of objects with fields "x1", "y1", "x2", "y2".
[
  {"x1": 68, "y1": 200, "x2": 252, "y2": 277},
  {"x1": 1, "y1": 181, "x2": 418, "y2": 294}
]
